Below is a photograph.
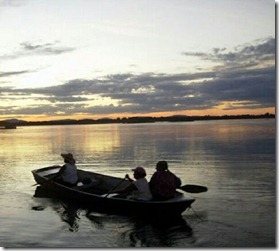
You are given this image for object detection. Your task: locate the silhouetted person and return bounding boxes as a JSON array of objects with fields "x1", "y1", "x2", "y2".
[
  {"x1": 52, "y1": 153, "x2": 78, "y2": 186},
  {"x1": 115, "y1": 167, "x2": 152, "y2": 200},
  {"x1": 149, "y1": 161, "x2": 181, "y2": 200}
]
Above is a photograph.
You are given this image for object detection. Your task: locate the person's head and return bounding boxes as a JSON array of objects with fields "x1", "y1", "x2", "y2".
[
  {"x1": 132, "y1": 166, "x2": 147, "y2": 179},
  {"x1": 156, "y1": 160, "x2": 168, "y2": 171},
  {"x1": 61, "y1": 153, "x2": 75, "y2": 164}
]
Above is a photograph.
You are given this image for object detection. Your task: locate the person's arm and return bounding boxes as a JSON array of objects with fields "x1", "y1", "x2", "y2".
[
  {"x1": 149, "y1": 173, "x2": 156, "y2": 190},
  {"x1": 51, "y1": 165, "x2": 66, "y2": 180},
  {"x1": 125, "y1": 174, "x2": 134, "y2": 182},
  {"x1": 114, "y1": 183, "x2": 137, "y2": 194},
  {"x1": 175, "y1": 176, "x2": 182, "y2": 188},
  {"x1": 168, "y1": 170, "x2": 182, "y2": 188},
  {"x1": 172, "y1": 174, "x2": 181, "y2": 188}
]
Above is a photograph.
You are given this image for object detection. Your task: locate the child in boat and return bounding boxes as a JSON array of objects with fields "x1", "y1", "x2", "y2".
[{"x1": 114, "y1": 167, "x2": 152, "y2": 201}]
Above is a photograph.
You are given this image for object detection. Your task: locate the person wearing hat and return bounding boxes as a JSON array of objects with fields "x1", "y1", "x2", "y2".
[
  {"x1": 52, "y1": 153, "x2": 78, "y2": 186},
  {"x1": 149, "y1": 160, "x2": 181, "y2": 200},
  {"x1": 114, "y1": 167, "x2": 152, "y2": 201}
]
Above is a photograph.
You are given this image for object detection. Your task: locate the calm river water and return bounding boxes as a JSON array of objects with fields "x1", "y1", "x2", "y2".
[{"x1": 0, "y1": 119, "x2": 276, "y2": 248}]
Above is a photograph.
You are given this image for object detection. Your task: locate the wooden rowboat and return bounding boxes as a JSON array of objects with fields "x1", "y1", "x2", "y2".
[{"x1": 32, "y1": 165, "x2": 195, "y2": 217}]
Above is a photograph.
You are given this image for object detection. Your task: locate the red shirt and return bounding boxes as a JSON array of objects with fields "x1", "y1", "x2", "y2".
[{"x1": 149, "y1": 171, "x2": 180, "y2": 199}]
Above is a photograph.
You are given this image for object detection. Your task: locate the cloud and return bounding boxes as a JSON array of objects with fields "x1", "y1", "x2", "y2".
[
  {"x1": 4, "y1": 66, "x2": 275, "y2": 115},
  {"x1": 0, "y1": 70, "x2": 31, "y2": 77},
  {"x1": 20, "y1": 42, "x2": 75, "y2": 55},
  {"x1": 0, "y1": 37, "x2": 275, "y2": 118},
  {"x1": 0, "y1": 41, "x2": 76, "y2": 60},
  {"x1": 182, "y1": 37, "x2": 275, "y2": 69}
]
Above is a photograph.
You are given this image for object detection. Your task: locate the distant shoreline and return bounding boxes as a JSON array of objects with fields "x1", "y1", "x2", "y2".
[{"x1": 0, "y1": 113, "x2": 275, "y2": 127}]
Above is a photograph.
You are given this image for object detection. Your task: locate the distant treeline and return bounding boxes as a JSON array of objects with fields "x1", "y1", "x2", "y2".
[{"x1": 0, "y1": 113, "x2": 275, "y2": 127}]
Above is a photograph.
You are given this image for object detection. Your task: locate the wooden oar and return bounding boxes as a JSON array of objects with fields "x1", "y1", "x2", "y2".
[
  {"x1": 178, "y1": 184, "x2": 208, "y2": 193},
  {"x1": 104, "y1": 177, "x2": 127, "y2": 198}
]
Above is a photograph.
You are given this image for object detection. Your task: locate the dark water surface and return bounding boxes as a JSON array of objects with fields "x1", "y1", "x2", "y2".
[{"x1": 0, "y1": 119, "x2": 276, "y2": 248}]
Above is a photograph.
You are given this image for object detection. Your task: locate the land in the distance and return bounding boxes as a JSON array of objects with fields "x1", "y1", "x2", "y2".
[{"x1": 0, "y1": 113, "x2": 275, "y2": 127}]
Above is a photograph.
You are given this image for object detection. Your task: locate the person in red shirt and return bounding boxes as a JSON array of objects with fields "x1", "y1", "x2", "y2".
[{"x1": 149, "y1": 161, "x2": 181, "y2": 200}]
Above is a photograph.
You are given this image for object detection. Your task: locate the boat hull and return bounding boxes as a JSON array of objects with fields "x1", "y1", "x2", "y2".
[{"x1": 32, "y1": 166, "x2": 195, "y2": 217}]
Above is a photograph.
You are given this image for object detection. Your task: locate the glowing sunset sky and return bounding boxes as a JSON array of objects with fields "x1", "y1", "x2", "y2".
[{"x1": 0, "y1": 0, "x2": 276, "y2": 121}]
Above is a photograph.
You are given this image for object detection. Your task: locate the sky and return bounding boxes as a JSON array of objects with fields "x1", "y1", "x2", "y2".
[{"x1": 0, "y1": 0, "x2": 276, "y2": 121}]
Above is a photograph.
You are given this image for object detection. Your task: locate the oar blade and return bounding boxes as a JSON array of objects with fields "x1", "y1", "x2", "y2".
[{"x1": 179, "y1": 184, "x2": 208, "y2": 193}]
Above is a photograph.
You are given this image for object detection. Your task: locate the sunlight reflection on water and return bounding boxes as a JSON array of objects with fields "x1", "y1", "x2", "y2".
[{"x1": 0, "y1": 119, "x2": 276, "y2": 247}]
